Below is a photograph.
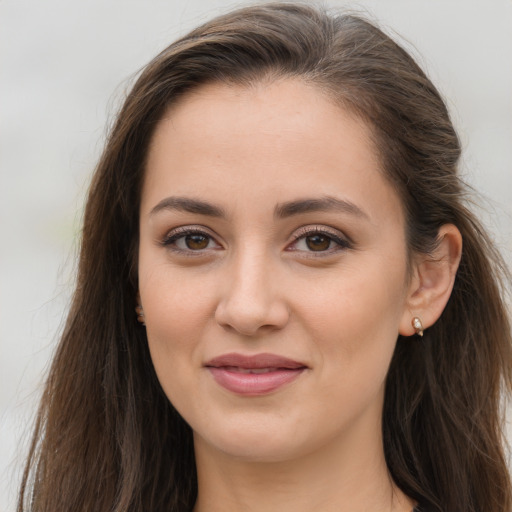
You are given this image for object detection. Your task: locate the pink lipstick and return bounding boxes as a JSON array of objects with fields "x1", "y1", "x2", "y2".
[{"x1": 205, "y1": 353, "x2": 307, "y2": 395}]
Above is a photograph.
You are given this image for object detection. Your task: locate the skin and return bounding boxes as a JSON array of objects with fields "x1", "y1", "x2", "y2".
[{"x1": 138, "y1": 79, "x2": 462, "y2": 512}]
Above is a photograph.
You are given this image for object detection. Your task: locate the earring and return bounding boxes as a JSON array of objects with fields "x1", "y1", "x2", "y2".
[
  {"x1": 411, "y1": 316, "x2": 424, "y2": 337},
  {"x1": 135, "y1": 304, "x2": 146, "y2": 326}
]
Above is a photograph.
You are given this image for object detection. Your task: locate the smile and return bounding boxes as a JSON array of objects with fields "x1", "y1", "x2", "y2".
[
  {"x1": 205, "y1": 353, "x2": 308, "y2": 395},
  {"x1": 222, "y1": 366, "x2": 281, "y2": 374}
]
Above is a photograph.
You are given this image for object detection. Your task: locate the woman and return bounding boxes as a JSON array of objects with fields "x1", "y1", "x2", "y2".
[{"x1": 18, "y1": 3, "x2": 512, "y2": 512}]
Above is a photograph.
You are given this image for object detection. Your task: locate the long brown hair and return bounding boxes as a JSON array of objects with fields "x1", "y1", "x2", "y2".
[{"x1": 19, "y1": 3, "x2": 512, "y2": 511}]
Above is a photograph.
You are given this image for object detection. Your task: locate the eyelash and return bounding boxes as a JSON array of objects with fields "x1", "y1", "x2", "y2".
[
  {"x1": 288, "y1": 226, "x2": 352, "y2": 255},
  {"x1": 161, "y1": 226, "x2": 221, "y2": 255},
  {"x1": 161, "y1": 225, "x2": 352, "y2": 256}
]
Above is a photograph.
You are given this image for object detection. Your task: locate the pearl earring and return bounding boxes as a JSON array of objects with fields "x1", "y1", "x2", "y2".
[
  {"x1": 412, "y1": 317, "x2": 424, "y2": 337},
  {"x1": 135, "y1": 304, "x2": 146, "y2": 326}
]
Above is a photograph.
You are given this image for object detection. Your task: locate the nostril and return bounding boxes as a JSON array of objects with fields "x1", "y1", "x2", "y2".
[{"x1": 214, "y1": 296, "x2": 290, "y2": 336}]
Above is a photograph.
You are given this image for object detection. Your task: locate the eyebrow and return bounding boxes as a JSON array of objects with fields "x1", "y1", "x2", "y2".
[
  {"x1": 149, "y1": 194, "x2": 369, "y2": 221},
  {"x1": 150, "y1": 196, "x2": 226, "y2": 218},
  {"x1": 274, "y1": 196, "x2": 369, "y2": 220}
]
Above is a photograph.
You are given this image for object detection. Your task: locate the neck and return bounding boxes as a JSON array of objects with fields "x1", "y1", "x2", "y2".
[{"x1": 192, "y1": 422, "x2": 414, "y2": 512}]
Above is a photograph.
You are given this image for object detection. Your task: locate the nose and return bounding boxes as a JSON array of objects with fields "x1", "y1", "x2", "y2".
[{"x1": 214, "y1": 250, "x2": 290, "y2": 336}]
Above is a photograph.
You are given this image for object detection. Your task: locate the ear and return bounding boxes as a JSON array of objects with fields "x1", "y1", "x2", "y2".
[{"x1": 399, "y1": 224, "x2": 462, "y2": 336}]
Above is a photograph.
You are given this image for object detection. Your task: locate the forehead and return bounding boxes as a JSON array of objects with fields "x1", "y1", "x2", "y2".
[{"x1": 141, "y1": 79, "x2": 403, "y2": 227}]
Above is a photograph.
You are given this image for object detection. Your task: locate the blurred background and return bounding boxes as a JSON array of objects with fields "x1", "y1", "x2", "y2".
[{"x1": 1, "y1": 0, "x2": 511, "y2": 509}]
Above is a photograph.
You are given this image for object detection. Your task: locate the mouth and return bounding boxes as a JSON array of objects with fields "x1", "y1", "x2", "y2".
[
  {"x1": 204, "y1": 353, "x2": 308, "y2": 395},
  {"x1": 219, "y1": 366, "x2": 287, "y2": 374}
]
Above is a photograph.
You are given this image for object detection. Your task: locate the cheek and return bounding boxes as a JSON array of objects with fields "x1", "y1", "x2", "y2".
[
  {"x1": 139, "y1": 254, "x2": 214, "y2": 338},
  {"x1": 290, "y1": 270, "x2": 406, "y2": 436},
  {"x1": 138, "y1": 263, "x2": 215, "y2": 395},
  {"x1": 297, "y1": 254, "x2": 407, "y2": 378},
  {"x1": 146, "y1": 287, "x2": 210, "y2": 340}
]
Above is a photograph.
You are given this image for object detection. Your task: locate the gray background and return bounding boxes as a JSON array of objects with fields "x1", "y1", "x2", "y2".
[{"x1": 1, "y1": 0, "x2": 511, "y2": 510}]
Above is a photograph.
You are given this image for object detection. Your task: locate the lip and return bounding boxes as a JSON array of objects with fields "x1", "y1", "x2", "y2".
[{"x1": 204, "y1": 352, "x2": 308, "y2": 396}]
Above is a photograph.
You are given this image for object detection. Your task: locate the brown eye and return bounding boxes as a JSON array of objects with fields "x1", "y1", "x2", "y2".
[
  {"x1": 305, "y1": 234, "x2": 331, "y2": 251},
  {"x1": 185, "y1": 234, "x2": 210, "y2": 250},
  {"x1": 162, "y1": 227, "x2": 222, "y2": 253}
]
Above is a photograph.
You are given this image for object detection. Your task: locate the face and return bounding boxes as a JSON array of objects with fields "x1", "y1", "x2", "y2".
[{"x1": 138, "y1": 79, "x2": 412, "y2": 463}]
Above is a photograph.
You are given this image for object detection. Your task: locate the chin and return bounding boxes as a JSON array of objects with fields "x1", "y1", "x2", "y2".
[
  {"x1": 207, "y1": 438, "x2": 303, "y2": 463},
  {"x1": 192, "y1": 417, "x2": 310, "y2": 463}
]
